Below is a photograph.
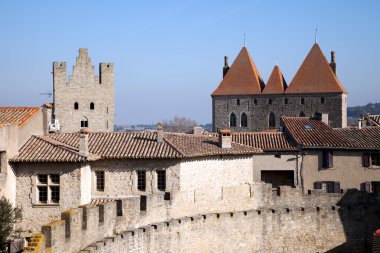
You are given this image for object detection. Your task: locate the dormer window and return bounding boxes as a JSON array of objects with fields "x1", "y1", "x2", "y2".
[
  {"x1": 74, "y1": 102, "x2": 79, "y2": 110},
  {"x1": 90, "y1": 102, "x2": 95, "y2": 110}
]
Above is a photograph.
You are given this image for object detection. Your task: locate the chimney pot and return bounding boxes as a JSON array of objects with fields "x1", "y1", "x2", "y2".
[
  {"x1": 218, "y1": 129, "x2": 232, "y2": 148},
  {"x1": 79, "y1": 128, "x2": 89, "y2": 156},
  {"x1": 157, "y1": 123, "x2": 164, "y2": 143},
  {"x1": 223, "y1": 56, "x2": 230, "y2": 78}
]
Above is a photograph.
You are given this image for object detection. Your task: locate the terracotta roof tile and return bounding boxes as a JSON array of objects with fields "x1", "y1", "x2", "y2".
[
  {"x1": 285, "y1": 44, "x2": 347, "y2": 94},
  {"x1": 11, "y1": 132, "x2": 261, "y2": 162},
  {"x1": 262, "y1": 65, "x2": 288, "y2": 94},
  {"x1": 0, "y1": 107, "x2": 40, "y2": 127},
  {"x1": 212, "y1": 47, "x2": 265, "y2": 96},
  {"x1": 334, "y1": 127, "x2": 380, "y2": 149}
]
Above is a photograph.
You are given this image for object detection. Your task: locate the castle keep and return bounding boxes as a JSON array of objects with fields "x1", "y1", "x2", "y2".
[
  {"x1": 53, "y1": 48, "x2": 114, "y2": 133},
  {"x1": 212, "y1": 43, "x2": 347, "y2": 132}
]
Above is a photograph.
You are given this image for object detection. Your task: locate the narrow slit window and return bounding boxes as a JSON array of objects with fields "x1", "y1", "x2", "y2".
[
  {"x1": 157, "y1": 170, "x2": 166, "y2": 191},
  {"x1": 74, "y1": 102, "x2": 79, "y2": 110},
  {"x1": 301, "y1": 98, "x2": 305, "y2": 104},
  {"x1": 137, "y1": 171, "x2": 146, "y2": 191}
]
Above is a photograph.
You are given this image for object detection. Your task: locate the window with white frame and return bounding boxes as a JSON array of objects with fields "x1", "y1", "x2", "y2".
[{"x1": 36, "y1": 174, "x2": 60, "y2": 204}]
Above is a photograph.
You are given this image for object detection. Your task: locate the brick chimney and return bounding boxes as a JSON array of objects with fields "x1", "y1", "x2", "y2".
[
  {"x1": 157, "y1": 123, "x2": 164, "y2": 143},
  {"x1": 223, "y1": 56, "x2": 230, "y2": 78},
  {"x1": 329, "y1": 51, "x2": 336, "y2": 76},
  {"x1": 42, "y1": 103, "x2": 52, "y2": 135},
  {"x1": 218, "y1": 129, "x2": 232, "y2": 148},
  {"x1": 79, "y1": 128, "x2": 89, "y2": 156}
]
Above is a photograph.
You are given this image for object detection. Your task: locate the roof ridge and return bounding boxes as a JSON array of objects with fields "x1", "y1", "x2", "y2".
[
  {"x1": 34, "y1": 135, "x2": 89, "y2": 159},
  {"x1": 162, "y1": 135, "x2": 186, "y2": 157}
]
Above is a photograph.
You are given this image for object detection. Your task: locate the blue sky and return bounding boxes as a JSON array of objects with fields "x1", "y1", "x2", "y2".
[{"x1": 0, "y1": 1, "x2": 379, "y2": 124}]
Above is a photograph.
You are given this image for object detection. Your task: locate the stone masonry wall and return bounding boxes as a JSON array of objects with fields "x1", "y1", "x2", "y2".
[
  {"x1": 212, "y1": 93, "x2": 346, "y2": 132},
  {"x1": 36, "y1": 183, "x2": 380, "y2": 253},
  {"x1": 53, "y1": 48, "x2": 114, "y2": 133}
]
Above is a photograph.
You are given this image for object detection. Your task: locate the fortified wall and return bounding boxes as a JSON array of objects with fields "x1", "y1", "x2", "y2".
[{"x1": 35, "y1": 183, "x2": 380, "y2": 253}]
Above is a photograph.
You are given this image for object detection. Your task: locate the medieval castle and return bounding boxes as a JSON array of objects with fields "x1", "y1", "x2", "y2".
[{"x1": 1, "y1": 44, "x2": 380, "y2": 253}]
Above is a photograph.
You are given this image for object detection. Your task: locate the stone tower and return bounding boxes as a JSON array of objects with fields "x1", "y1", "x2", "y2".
[
  {"x1": 212, "y1": 43, "x2": 347, "y2": 132},
  {"x1": 53, "y1": 48, "x2": 114, "y2": 132}
]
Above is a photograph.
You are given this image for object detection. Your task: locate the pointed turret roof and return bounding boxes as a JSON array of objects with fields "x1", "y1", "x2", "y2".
[
  {"x1": 212, "y1": 47, "x2": 265, "y2": 96},
  {"x1": 286, "y1": 43, "x2": 347, "y2": 94},
  {"x1": 262, "y1": 65, "x2": 288, "y2": 94}
]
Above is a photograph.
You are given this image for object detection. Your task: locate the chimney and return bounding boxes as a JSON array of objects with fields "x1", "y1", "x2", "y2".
[
  {"x1": 358, "y1": 115, "x2": 364, "y2": 129},
  {"x1": 157, "y1": 123, "x2": 164, "y2": 143},
  {"x1": 321, "y1": 113, "x2": 329, "y2": 126},
  {"x1": 329, "y1": 51, "x2": 337, "y2": 76},
  {"x1": 223, "y1": 56, "x2": 230, "y2": 78},
  {"x1": 79, "y1": 128, "x2": 89, "y2": 156},
  {"x1": 41, "y1": 103, "x2": 52, "y2": 135},
  {"x1": 218, "y1": 129, "x2": 232, "y2": 149},
  {"x1": 193, "y1": 127, "x2": 204, "y2": 136}
]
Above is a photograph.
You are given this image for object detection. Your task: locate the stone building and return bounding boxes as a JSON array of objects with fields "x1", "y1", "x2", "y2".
[
  {"x1": 53, "y1": 48, "x2": 114, "y2": 133},
  {"x1": 0, "y1": 106, "x2": 49, "y2": 205},
  {"x1": 212, "y1": 43, "x2": 347, "y2": 132}
]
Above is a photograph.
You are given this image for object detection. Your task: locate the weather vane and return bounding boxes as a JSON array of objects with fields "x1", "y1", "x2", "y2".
[
  {"x1": 243, "y1": 32, "x2": 246, "y2": 47},
  {"x1": 315, "y1": 28, "x2": 318, "y2": 44}
]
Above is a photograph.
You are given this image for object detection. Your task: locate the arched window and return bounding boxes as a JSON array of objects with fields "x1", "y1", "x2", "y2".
[
  {"x1": 312, "y1": 112, "x2": 322, "y2": 121},
  {"x1": 284, "y1": 98, "x2": 288, "y2": 105},
  {"x1": 253, "y1": 99, "x2": 258, "y2": 105},
  {"x1": 301, "y1": 98, "x2": 305, "y2": 104},
  {"x1": 237, "y1": 99, "x2": 240, "y2": 106},
  {"x1": 268, "y1": 112, "x2": 275, "y2": 128},
  {"x1": 230, "y1": 113, "x2": 237, "y2": 127},
  {"x1": 90, "y1": 102, "x2": 95, "y2": 110},
  {"x1": 321, "y1": 97, "x2": 325, "y2": 104},
  {"x1": 268, "y1": 98, "x2": 272, "y2": 105},
  {"x1": 299, "y1": 111, "x2": 306, "y2": 117},
  {"x1": 241, "y1": 113, "x2": 248, "y2": 127},
  {"x1": 74, "y1": 102, "x2": 79, "y2": 110},
  {"x1": 81, "y1": 117, "x2": 88, "y2": 128}
]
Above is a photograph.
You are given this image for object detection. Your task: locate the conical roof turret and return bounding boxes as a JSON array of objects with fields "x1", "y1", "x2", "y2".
[{"x1": 262, "y1": 65, "x2": 287, "y2": 94}]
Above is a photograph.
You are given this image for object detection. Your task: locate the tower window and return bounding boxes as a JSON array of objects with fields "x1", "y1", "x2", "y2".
[
  {"x1": 74, "y1": 102, "x2": 79, "y2": 110},
  {"x1": 321, "y1": 97, "x2": 325, "y2": 104},
  {"x1": 237, "y1": 99, "x2": 240, "y2": 106},
  {"x1": 241, "y1": 112, "x2": 248, "y2": 127},
  {"x1": 268, "y1": 98, "x2": 272, "y2": 105},
  {"x1": 90, "y1": 102, "x2": 95, "y2": 110},
  {"x1": 81, "y1": 117, "x2": 88, "y2": 128},
  {"x1": 284, "y1": 98, "x2": 288, "y2": 105},
  {"x1": 157, "y1": 170, "x2": 166, "y2": 191},
  {"x1": 230, "y1": 113, "x2": 237, "y2": 127},
  {"x1": 300, "y1": 98, "x2": 305, "y2": 104},
  {"x1": 253, "y1": 99, "x2": 257, "y2": 105},
  {"x1": 269, "y1": 112, "x2": 275, "y2": 128}
]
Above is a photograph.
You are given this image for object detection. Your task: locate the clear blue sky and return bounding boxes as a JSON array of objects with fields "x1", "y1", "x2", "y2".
[{"x1": 0, "y1": 1, "x2": 379, "y2": 125}]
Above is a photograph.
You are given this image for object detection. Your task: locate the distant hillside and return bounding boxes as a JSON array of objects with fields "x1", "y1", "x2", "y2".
[{"x1": 347, "y1": 102, "x2": 380, "y2": 125}]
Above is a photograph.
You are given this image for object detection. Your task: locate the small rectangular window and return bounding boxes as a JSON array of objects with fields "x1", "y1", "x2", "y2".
[
  {"x1": 371, "y1": 153, "x2": 380, "y2": 166},
  {"x1": 140, "y1": 195, "x2": 147, "y2": 211},
  {"x1": 137, "y1": 171, "x2": 146, "y2": 191},
  {"x1": 157, "y1": 170, "x2": 166, "y2": 191},
  {"x1": 322, "y1": 150, "x2": 333, "y2": 168},
  {"x1": 95, "y1": 171, "x2": 105, "y2": 191},
  {"x1": 38, "y1": 186, "x2": 48, "y2": 203},
  {"x1": 116, "y1": 200, "x2": 123, "y2": 217}
]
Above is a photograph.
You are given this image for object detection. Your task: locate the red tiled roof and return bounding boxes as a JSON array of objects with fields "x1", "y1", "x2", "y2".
[
  {"x1": 262, "y1": 65, "x2": 288, "y2": 94},
  {"x1": 285, "y1": 44, "x2": 347, "y2": 94},
  {"x1": 212, "y1": 47, "x2": 265, "y2": 96},
  {"x1": 0, "y1": 107, "x2": 40, "y2": 127},
  {"x1": 281, "y1": 116, "x2": 380, "y2": 150},
  {"x1": 11, "y1": 132, "x2": 261, "y2": 162}
]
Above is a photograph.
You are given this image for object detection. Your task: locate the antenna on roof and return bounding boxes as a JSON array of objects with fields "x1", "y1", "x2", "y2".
[
  {"x1": 243, "y1": 32, "x2": 246, "y2": 47},
  {"x1": 39, "y1": 91, "x2": 52, "y2": 99},
  {"x1": 315, "y1": 28, "x2": 318, "y2": 44}
]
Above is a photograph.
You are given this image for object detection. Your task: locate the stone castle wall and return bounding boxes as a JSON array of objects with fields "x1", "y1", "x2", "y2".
[
  {"x1": 36, "y1": 183, "x2": 380, "y2": 253},
  {"x1": 53, "y1": 48, "x2": 114, "y2": 133},
  {"x1": 212, "y1": 93, "x2": 346, "y2": 132}
]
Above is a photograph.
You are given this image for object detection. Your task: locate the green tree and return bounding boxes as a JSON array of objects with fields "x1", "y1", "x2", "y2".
[{"x1": 0, "y1": 196, "x2": 22, "y2": 252}]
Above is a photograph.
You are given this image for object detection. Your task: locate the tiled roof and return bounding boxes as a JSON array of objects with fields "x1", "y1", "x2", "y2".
[
  {"x1": 262, "y1": 65, "x2": 288, "y2": 94},
  {"x1": 281, "y1": 116, "x2": 380, "y2": 150},
  {"x1": 203, "y1": 132, "x2": 297, "y2": 151},
  {"x1": 11, "y1": 132, "x2": 261, "y2": 163},
  {"x1": 285, "y1": 43, "x2": 347, "y2": 94},
  {"x1": 212, "y1": 47, "x2": 265, "y2": 96},
  {"x1": 366, "y1": 114, "x2": 380, "y2": 126},
  {"x1": 0, "y1": 107, "x2": 40, "y2": 127},
  {"x1": 10, "y1": 136, "x2": 88, "y2": 162}
]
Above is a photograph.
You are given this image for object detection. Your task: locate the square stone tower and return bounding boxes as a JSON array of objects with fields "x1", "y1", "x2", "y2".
[{"x1": 53, "y1": 48, "x2": 114, "y2": 132}]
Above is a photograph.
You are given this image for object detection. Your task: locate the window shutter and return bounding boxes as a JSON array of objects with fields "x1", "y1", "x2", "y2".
[
  {"x1": 334, "y1": 181, "x2": 340, "y2": 193},
  {"x1": 363, "y1": 153, "x2": 370, "y2": 167},
  {"x1": 365, "y1": 181, "x2": 371, "y2": 192},
  {"x1": 314, "y1": 181, "x2": 322, "y2": 189},
  {"x1": 322, "y1": 151, "x2": 328, "y2": 168},
  {"x1": 328, "y1": 151, "x2": 333, "y2": 168}
]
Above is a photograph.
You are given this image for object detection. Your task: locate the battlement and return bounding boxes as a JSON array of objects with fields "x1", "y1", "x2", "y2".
[{"x1": 36, "y1": 182, "x2": 380, "y2": 252}]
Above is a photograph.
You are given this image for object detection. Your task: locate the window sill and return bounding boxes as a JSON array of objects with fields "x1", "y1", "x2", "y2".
[
  {"x1": 368, "y1": 166, "x2": 380, "y2": 169},
  {"x1": 32, "y1": 204, "x2": 60, "y2": 208}
]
